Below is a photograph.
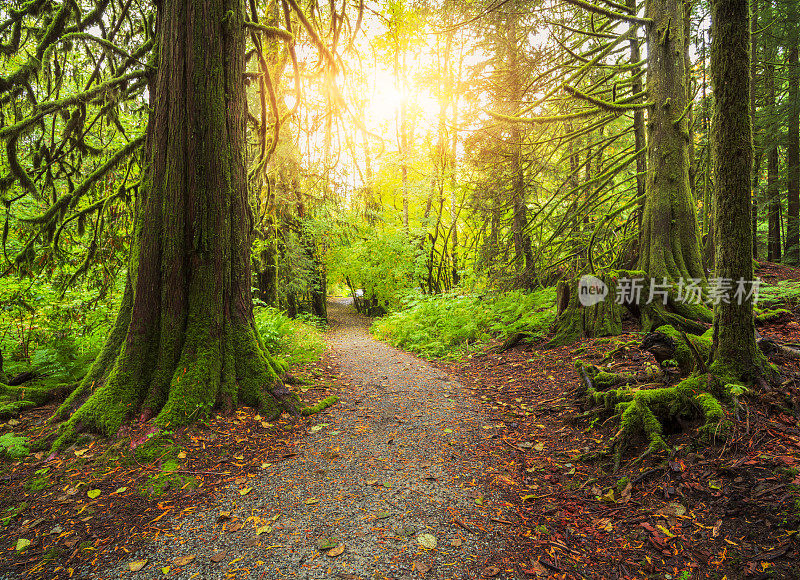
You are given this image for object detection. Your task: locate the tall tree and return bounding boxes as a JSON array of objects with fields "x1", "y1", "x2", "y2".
[
  {"x1": 637, "y1": 0, "x2": 709, "y2": 328},
  {"x1": 710, "y1": 0, "x2": 769, "y2": 381},
  {"x1": 787, "y1": 2, "x2": 800, "y2": 264},
  {"x1": 52, "y1": 0, "x2": 297, "y2": 445}
]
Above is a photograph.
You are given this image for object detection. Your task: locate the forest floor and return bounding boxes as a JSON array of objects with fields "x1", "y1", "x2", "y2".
[{"x1": 2, "y1": 264, "x2": 800, "y2": 579}]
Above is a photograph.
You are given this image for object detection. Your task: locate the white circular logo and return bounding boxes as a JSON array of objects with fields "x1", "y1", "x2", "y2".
[{"x1": 578, "y1": 275, "x2": 608, "y2": 307}]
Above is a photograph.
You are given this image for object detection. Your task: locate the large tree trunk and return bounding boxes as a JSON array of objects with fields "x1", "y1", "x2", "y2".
[
  {"x1": 710, "y1": 0, "x2": 769, "y2": 382},
  {"x1": 53, "y1": 0, "x2": 293, "y2": 444},
  {"x1": 637, "y1": 0, "x2": 709, "y2": 328},
  {"x1": 751, "y1": 0, "x2": 760, "y2": 260}
]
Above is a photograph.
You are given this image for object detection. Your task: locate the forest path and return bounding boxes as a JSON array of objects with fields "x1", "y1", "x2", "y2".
[{"x1": 101, "y1": 300, "x2": 504, "y2": 580}]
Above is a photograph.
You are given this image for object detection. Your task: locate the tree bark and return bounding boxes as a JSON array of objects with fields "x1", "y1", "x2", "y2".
[
  {"x1": 787, "y1": 4, "x2": 800, "y2": 264},
  {"x1": 710, "y1": 0, "x2": 767, "y2": 381},
  {"x1": 766, "y1": 36, "x2": 782, "y2": 262},
  {"x1": 751, "y1": 0, "x2": 760, "y2": 259},
  {"x1": 53, "y1": 0, "x2": 293, "y2": 443},
  {"x1": 638, "y1": 0, "x2": 709, "y2": 327}
]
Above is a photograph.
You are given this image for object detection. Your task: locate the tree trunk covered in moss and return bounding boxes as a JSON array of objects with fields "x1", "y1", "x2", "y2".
[
  {"x1": 547, "y1": 275, "x2": 623, "y2": 347},
  {"x1": 637, "y1": 0, "x2": 710, "y2": 327},
  {"x1": 709, "y1": 0, "x2": 767, "y2": 382},
  {"x1": 751, "y1": 0, "x2": 760, "y2": 259},
  {"x1": 787, "y1": 4, "x2": 800, "y2": 264},
  {"x1": 53, "y1": 0, "x2": 293, "y2": 443},
  {"x1": 766, "y1": 0, "x2": 782, "y2": 262}
]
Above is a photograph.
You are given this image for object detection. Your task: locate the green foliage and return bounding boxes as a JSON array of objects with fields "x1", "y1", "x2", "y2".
[
  {"x1": 327, "y1": 228, "x2": 426, "y2": 312},
  {"x1": 1, "y1": 503, "x2": 28, "y2": 526},
  {"x1": 373, "y1": 287, "x2": 557, "y2": 359},
  {"x1": 0, "y1": 275, "x2": 117, "y2": 383},
  {"x1": 757, "y1": 280, "x2": 800, "y2": 308},
  {"x1": 253, "y1": 306, "x2": 326, "y2": 367},
  {"x1": 0, "y1": 433, "x2": 29, "y2": 459},
  {"x1": 24, "y1": 467, "x2": 52, "y2": 492}
]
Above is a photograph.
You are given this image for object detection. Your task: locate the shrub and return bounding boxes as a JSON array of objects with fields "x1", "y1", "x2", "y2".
[{"x1": 372, "y1": 287, "x2": 557, "y2": 360}]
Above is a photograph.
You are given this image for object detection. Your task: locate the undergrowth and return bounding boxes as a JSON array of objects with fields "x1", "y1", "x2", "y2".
[
  {"x1": 758, "y1": 279, "x2": 800, "y2": 308},
  {"x1": 372, "y1": 288, "x2": 557, "y2": 359},
  {"x1": 253, "y1": 306, "x2": 326, "y2": 367}
]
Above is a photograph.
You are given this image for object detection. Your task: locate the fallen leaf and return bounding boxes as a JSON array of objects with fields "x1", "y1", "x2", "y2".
[
  {"x1": 365, "y1": 479, "x2": 379, "y2": 485},
  {"x1": 87, "y1": 489, "x2": 101, "y2": 499},
  {"x1": 173, "y1": 555, "x2": 195, "y2": 566},
  {"x1": 255, "y1": 525, "x2": 272, "y2": 535},
  {"x1": 239, "y1": 487, "x2": 252, "y2": 496},
  {"x1": 317, "y1": 537, "x2": 338, "y2": 550},
  {"x1": 599, "y1": 489, "x2": 615, "y2": 503},
  {"x1": 327, "y1": 544, "x2": 345, "y2": 557},
  {"x1": 417, "y1": 533, "x2": 437, "y2": 549},
  {"x1": 413, "y1": 560, "x2": 431, "y2": 573},
  {"x1": 235, "y1": 477, "x2": 247, "y2": 485},
  {"x1": 261, "y1": 462, "x2": 272, "y2": 469},
  {"x1": 619, "y1": 481, "x2": 632, "y2": 503},
  {"x1": 74, "y1": 448, "x2": 89, "y2": 457},
  {"x1": 304, "y1": 497, "x2": 319, "y2": 505},
  {"x1": 712, "y1": 519, "x2": 722, "y2": 538},
  {"x1": 596, "y1": 518, "x2": 613, "y2": 532},
  {"x1": 451, "y1": 538, "x2": 462, "y2": 547},
  {"x1": 161, "y1": 566, "x2": 170, "y2": 574},
  {"x1": 114, "y1": 487, "x2": 128, "y2": 494},
  {"x1": 522, "y1": 561, "x2": 548, "y2": 576},
  {"x1": 227, "y1": 521, "x2": 243, "y2": 533},
  {"x1": 483, "y1": 566, "x2": 501, "y2": 577},
  {"x1": 177, "y1": 451, "x2": 187, "y2": 459},
  {"x1": 375, "y1": 511, "x2": 392, "y2": 520},
  {"x1": 217, "y1": 511, "x2": 232, "y2": 521},
  {"x1": 533, "y1": 442, "x2": 545, "y2": 452},
  {"x1": 128, "y1": 559, "x2": 148, "y2": 572},
  {"x1": 475, "y1": 496, "x2": 484, "y2": 506},
  {"x1": 210, "y1": 551, "x2": 226, "y2": 563},
  {"x1": 444, "y1": 428, "x2": 453, "y2": 433},
  {"x1": 16, "y1": 538, "x2": 30, "y2": 552}
]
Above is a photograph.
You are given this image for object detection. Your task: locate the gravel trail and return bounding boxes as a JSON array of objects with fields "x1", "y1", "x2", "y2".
[{"x1": 94, "y1": 299, "x2": 502, "y2": 580}]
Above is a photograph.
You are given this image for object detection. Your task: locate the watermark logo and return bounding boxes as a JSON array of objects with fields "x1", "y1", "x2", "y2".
[
  {"x1": 578, "y1": 274, "x2": 608, "y2": 307},
  {"x1": 576, "y1": 276, "x2": 762, "y2": 307}
]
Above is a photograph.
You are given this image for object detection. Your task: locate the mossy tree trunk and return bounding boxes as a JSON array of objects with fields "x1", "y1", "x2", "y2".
[
  {"x1": 53, "y1": 0, "x2": 294, "y2": 444},
  {"x1": 638, "y1": 0, "x2": 710, "y2": 328},
  {"x1": 710, "y1": 0, "x2": 771, "y2": 382},
  {"x1": 787, "y1": 2, "x2": 800, "y2": 264}
]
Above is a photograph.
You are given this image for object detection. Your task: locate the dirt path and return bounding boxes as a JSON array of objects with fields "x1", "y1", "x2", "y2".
[{"x1": 96, "y1": 300, "x2": 503, "y2": 580}]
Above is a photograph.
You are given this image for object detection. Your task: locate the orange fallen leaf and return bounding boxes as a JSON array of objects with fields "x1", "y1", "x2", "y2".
[{"x1": 327, "y1": 544, "x2": 345, "y2": 557}]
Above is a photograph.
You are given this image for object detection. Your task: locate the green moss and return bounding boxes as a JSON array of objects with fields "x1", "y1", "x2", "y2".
[
  {"x1": 0, "y1": 433, "x2": 29, "y2": 459},
  {"x1": 655, "y1": 325, "x2": 712, "y2": 375},
  {"x1": 134, "y1": 434, "x2": 178, "y2": 464},
  {"x1": 301, "y1": 395, "x2": 339, "y2": 416},
  {"x1": 0, "y1": 400, "x2": 36, "y2": 419},
  {"x1": 24, "y1": 468, "x2": 52, "y2": 492}
]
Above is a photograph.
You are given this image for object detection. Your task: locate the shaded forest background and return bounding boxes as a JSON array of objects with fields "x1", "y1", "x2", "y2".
[{"x1": 0, "y1": 0, "x2": 797, "y2": 441}]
